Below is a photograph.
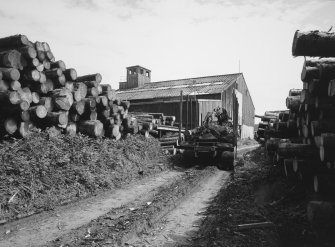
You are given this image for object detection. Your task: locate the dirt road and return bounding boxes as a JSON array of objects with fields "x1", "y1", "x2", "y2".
[{"x1": 0, "y1": 144, "x2": 259, "y2": 247}]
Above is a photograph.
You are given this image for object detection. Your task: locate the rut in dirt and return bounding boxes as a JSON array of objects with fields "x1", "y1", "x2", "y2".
[
  {"x1": 0, "y1": 171, "x2": 182, "y2": 247},
  {"x1": 132, "y1": 170, "x2": 231, "y2": 247}
]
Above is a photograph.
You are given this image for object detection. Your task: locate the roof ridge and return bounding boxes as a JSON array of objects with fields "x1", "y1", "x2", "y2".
[{"x1": 151, "y1": 73, "x2": 242, "y2": 84}]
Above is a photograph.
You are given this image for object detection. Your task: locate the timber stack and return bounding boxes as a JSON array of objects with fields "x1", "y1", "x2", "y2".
[
  {"x1": 129, "y1": 112, "x2": 182, "y2": 154},
  {"x1": 0, "y1": 34, "x2": 142, "y2": 140},
  {"x1": 262, "y1": 30, "x2": 335, "y2": 194}
]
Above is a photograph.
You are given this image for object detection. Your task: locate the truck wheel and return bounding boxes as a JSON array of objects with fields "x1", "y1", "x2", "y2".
[{"x1": 220, "y1": 151, "x2": 234, "y2": 171}]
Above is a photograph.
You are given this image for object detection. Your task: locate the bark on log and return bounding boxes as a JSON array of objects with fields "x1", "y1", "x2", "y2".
[
  {"x1": 277, "y1": 143, "x2": 318, "y2": 159},
  {"x1": 45, "y1": 111, "x2": 68, "y2": 125},
  {"x1": 23, "y1": 69, "x2": 40, "y2": 82},
  {"x1": 86, "y1": 87, "x2": 99, "y2": 97},
  {"x1": 27, "y1": 58, "x2": 39, "y2": 67},
  {"x1": 318, "y1": 63, "x2": 335, "y2": 81},
  {"x1": 328, "y1": 79, "x2": 335, "y2": 97},
  {"x1": 100, "y1": 84, "x2": 111, "y2": 92},
  {"x1": 49, "y1": 88, "x2": 74, "y2": 111},
  {"x1": 76, "y1": 73, "x2": 102, "y2": 83},
  {"x1": 286, "y1": 96, "x2": 300, "y2": 111},
  {"x1": 305, "y1": 58, "x2": 335, "y2": 67},
  {"x1": 39, "y1": 97, "x2": 53, "y2": 112},
  {"x1": 292, "y1": 30, "x2": 335, "y2": 57},
  {"x1": 78, "y1": 120, "x2": 104, "y2": 137},
  {"x1": 53, "y1": 74, "x2": 66, "y2": 86},
  {"x1": 63, "y1": 68, "x2": 77, "y2": 81},
  {"x1": 45, "y1": 68, "x2": 62, "y2": 78},
  {"x1": 0, "y1": 68, "x2": 20, "y2": 81},
  {"x1": 311, "y1": 120, "x2": 335, "y2": 136},
  {"x1": 0, "y1": 80, "x2": 8, "y2": 92},
  {"x1": 0, "y1": 35, "x2": 29, "y2": 49},
  {"x1": 301, "y1": 66, "x2": 319, "y2": 82},
  {"x1": 50, "y1": 60, "x2": 66, "y2": 71},
  {"x1": 289, "y1": 89, "x2": 302, "y2": 96},
  {"x1": 17, "y1": 46, "x2": 37, "y2": 59}
]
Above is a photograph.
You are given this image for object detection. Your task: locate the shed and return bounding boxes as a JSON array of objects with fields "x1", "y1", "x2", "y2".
[{"x1": 116, "y1": 66, "x2": 255, "y2": 139}]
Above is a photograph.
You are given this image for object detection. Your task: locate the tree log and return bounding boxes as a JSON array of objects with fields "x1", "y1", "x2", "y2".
[
  {"x1": 277, "y1": 143, "x2": 318, "y2": 159},
  {"x1": 63, "y1": 68, "x2": 77, "y2": 81},
  {"x1": 50, "y1": 60, "x2": 66, "y2": 71},
  {"x1": 17, "y1": 46, "x2": 37, "y2": 59},
  {"x1": 292, "y1": 30, "x2": 335, "y2": 57},
  {"x1": 0, "y1": 50, "x2": 26, "y2": 70},
  {"x1": 86, "y1": 87, "x2": 99, "y2": 97},
  {"x1": 1, "y1": 118, "x2": 18, "y2": 135},
  {"x1": 78, "y1": 120, "x2": 104, "y2": 137},
  {"x1": 18, "y1": 87, "x2": 32, "y2": 104},
  {"x1": 38, "y1": 97, "x2": 53, "y2": 112},
  {"x1": 301, "y1": 66, "x2": 319, "y2": 82},
  {"x1": 43, "y1": 60, "x2": 51, "y2": 70},
  {"x1": 28, "y1": 105, "x2": 47, "y2": 119},
  {"x1": 73, "y1": 82, "x2": 87, "y2": 100},
  {"x1": 45, "y1": 111, "x2": 68, "y2": 125},
  {"x1": 9, "y1": 80, "x2": 21, "y2": 91},
  {"x1": 70, "y1": 100, "x2": 85, "y2": 115},
  {"x1": 39, "y1": 72, "x2": 46, "y2": 83},
  {"x1": 0, "y1": 80, "x2": 8, "y2": 92},
  {"x1": 0, "y1": 35, "x2": 29, "y2": 49},
  {"x1": 0, "y1": 68, "x2": 20, "y2": 81},
  {"x1": 23, "y1": 69, "x2": 40, "y2": 82},
  {"x1": 49, "y1": 88, "x2": 74, "y2": 111},
  {"x1": 76, "y1": 73, "x2": 102, "y2": 83},
  {"x1": 286, "y1": 96, "x2": 300, "y2": 111},
  {"x1": 289, "y1": 89, "x2": 302, "y2": 96},
  {"x1": 328, "y1": 79, "x2": 335, "y2": 97},
  {"x1": 45, "y1": 68, "x2": 62, "y2": 78},
  {"x1": 311, "y1": 120, "x2": 335, "y2": 136},
  {"x1": 65, "y1": 122, "x2": 77, "y2": 136},
  {"x1": 100, "y1": 84, "x2": 111, "y2": 92}
]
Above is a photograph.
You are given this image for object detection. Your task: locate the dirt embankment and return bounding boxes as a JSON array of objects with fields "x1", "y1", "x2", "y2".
[
  {"x1": 0, "y1": 129, "x2": 168, "y2": 223},
  {"x1": 187, "y1": 147, "x2": 335, "y2": 247}
]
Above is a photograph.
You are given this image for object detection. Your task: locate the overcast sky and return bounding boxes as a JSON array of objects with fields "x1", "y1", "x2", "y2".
[{"x1": 1, "y1": 0, "x2": 334, "y2": 117}]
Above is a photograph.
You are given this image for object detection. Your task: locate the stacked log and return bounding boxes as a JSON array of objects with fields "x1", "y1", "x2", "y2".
[
  {"x1": 261, "y1": 30, "x2": 335, "y2": 196},
  {"x1": 0, "y1": 34, "x2": 142, "y2": 139}
]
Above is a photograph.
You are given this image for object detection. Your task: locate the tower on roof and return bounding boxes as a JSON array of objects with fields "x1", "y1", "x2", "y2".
[{"x1": 119, "y1": 65, "x2": 151, "y2": 90}]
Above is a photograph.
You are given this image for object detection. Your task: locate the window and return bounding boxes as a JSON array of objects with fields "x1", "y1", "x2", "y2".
[{"x1": 140, "y1": 69, "x2": 144, "y2": 74}]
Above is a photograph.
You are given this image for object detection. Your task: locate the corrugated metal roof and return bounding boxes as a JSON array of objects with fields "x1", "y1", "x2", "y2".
[{"x1": 116, "y1": 73, "x2": 242, "y2": 100}]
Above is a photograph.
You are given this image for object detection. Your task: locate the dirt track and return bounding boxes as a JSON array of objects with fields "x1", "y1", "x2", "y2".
[{"x1": 0, "y1": 144, "x2": 259, "y2": 247}]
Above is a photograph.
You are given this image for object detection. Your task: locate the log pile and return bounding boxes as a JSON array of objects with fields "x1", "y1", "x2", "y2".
[
  {"x1": 262, "y1": 30, "x2": 335, "y2": 194},
  {"x1": 0, "y1": 34, "x2": 148, "y2": 140}
]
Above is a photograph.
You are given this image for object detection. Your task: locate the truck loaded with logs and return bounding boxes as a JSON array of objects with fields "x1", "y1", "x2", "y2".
[{"x1": 178, "y1": 106, "x2": 237, "y2": 170}]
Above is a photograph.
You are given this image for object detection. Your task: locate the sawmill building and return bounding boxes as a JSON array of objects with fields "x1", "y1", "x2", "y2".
[{"x1": 116, "y1": 65, "x2": 255, "y2": 139}]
